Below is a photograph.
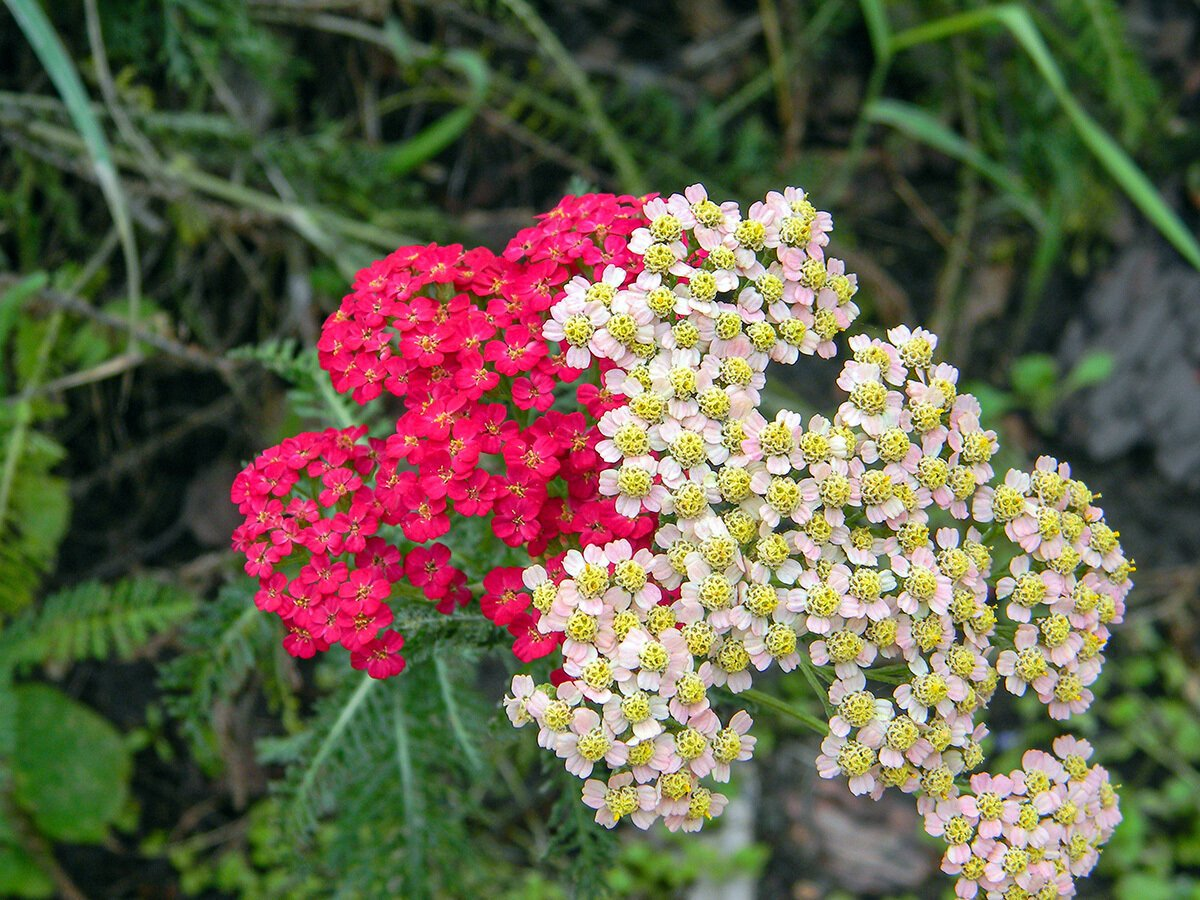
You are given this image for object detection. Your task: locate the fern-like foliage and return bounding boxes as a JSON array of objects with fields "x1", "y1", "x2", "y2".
[
  {"x1": 158, "y1": 578, "x2": 553, "y2": 896},
  {"x1": 229, "y1": 338, "x2": 363, "y2": 430},
  {"x1": 162, "y1": 0, "x2": 296, "y2": 99},
  {"x1": 543, "y1": 759, "x2": 621, "y2": 899},
  {"x1": 0, "y1": 422, "x2": 71, "y2": 620},
  {"x1": 250, "y1": 642, "x2": 584, "y2": 899},
  {"x1": 0, "y1": 577, "x2": 196, "y2": 672},
  {"x1": 1043, "y1": 0, "x2": 1160, "y2": 145},
  {"x1": 159, "y1": 582, "x2": 297, "y2": 772},
  {"x1": 259, "y1": 664, "x2": 460, "y2": 896}
]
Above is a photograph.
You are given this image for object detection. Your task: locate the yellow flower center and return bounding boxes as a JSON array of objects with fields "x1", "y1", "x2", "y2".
[
  {"x1": 877, "y1": 428, "x2": 910, "y2": 463},
  {"x1": 912, "y1": 673, "x2": 948, "y2": 706},
  {"x1": 562, "y1": 314, "x2": 594, "y2": 347},
  {"x1": 839, "y1": 691, "x2": 877, "y2": 728},
  {"x1": 861, "y1": 470, "x2": 894, "y2": 505},
  {"x1": 716, "y1": 638, "x2": 750, "y2": 673},
  {"x1": 643, "y1": 243, "x2": 676, "y2": 274},
  {"x1": 577, "y1": 727, "x2": 611, "y2": 761},
  {"x1": 675, "y1": 672, "x2": 707, "y2": 705},
  {"x1": 670, "y1": 431, "x2": 706, "y2": 467},
  {"x1": 827, "y1": 630, "x2": 864, "y2": 663},
  {"x1": 836, "y1": 740, "x2": 876, "y2": 776},
  {"x1": 649, "y1": 213, "x2": 682, "y2": 242},
  {"x1": 605, "y1": 785, "x2": 641, "y2": 819},
  {"x1": 714, "y1": 312, "x2": 742, "y2": 340},
  {"x1": 743, "y1": 583, "x2": 778, "y2": 617},
  {"x1": 764, "y1": 623, "x2": 797, "y2": 657},
  {"x1": 850, "y1": 381, "x2": 887, "y2": 415},
  {"x1": 681, "y1": 623, "x2": 715, "y2": 657},
  {"x1": 899, "y1": 337, "x2": 933, "y2": 368},
  {"x1": 646, "y1": 605, "x2": 676, "y2": 635},
  {"x1": 565, "y1": 611, "x2": 598, "y2": 643},
  {"x1": 688, "y1": 271, "x2": 718, "y2": 302},
  {"x1": 672, "y1": 320, "x2": 700, "y2": 348},
  {"x1": 698, "y1": 574, "x2": 734, "y2": 611},
  {"x1": 613, "y1": 422, "x2": 650, "y2": 457},
  {"x1": 616, "y1": 465, "x2": 652, "y2": 498},
  {"x1": 576, "y1": 563, "x2": 610, "y2": 599},
  {"x1": 734, "y1": 219, "x2": 766, "y2": 250}
]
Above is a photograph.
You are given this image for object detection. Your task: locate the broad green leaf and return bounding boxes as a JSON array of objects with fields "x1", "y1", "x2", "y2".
[
  {"x1": 1010, "y1": 353, "x2": 1058, "y2": 399},
  {"x1": 379, "y1": 29, "x2": 489, "y2": 178},
  {"x1": 1114, "y1": 874, "x2": 1180, "y2": 900},
  {"x1": 1065, "y1": 351, "x2": 1115, "y2": 392},
  {"x1": 11, "y1": 684, "x2": 132, "y2": 843},
  {"x1": 382, "y1": 107, "x2": 477, "y2": 178},
  {"x1": 0, "y1": 274, "x2": 48, "y2": 380},
  {"x1": 0, "y1": 843, "x2": 53, "y2": 899}
]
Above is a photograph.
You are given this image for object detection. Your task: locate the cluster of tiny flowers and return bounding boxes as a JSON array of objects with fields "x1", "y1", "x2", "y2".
[
  {"x1": 230, "y1": 179, "x2": 1131, "y2": 895},
  {"x1": 503, "y1": 184, "x2": 1131, "y2": 894},
  {"x1": 233, "y1": 196, "x2": 660, "y2": 672},
  {"x1": 924, "y1": 737, "x2": 1120, "y2": 898},
  {"x1": 983, "y1": 458, "x2": 1130, "y2": 721},
  {"x1": 507, "y1": 184, "x2": 860, "y2": 831},
  {"x1": 231, "y1": 425, "x2": 409, "y2": 677}
]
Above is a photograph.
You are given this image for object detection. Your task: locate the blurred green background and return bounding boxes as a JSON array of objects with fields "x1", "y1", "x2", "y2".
[{"x1": 1, "y1": 0, "x2": 1198, "y2": 897}]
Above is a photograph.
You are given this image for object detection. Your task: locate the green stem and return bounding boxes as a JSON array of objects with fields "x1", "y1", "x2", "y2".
[
  {"x1": 888, "y1": 4, "x2": 1200, "y2": 271},
  {"x1": 797, "y1": 654, "x2": 836, "y2": 717},
  {"x1": 741, "y1": 687, "x2": 829, "y2": 736},
  {"x1": 392, "y1": 684, "x2": 428, "y2": 896},
  {"x1": 435, "y1": 651, "x2": 485, "y2": 775},
  {"x1": 832, "y1": 0, "x2": 894, "y2": 201},
  {"x1": 294, "y1": 675, "x2": 377, "y2": 813},
  {"x1": 17, "y1": 119, "x2": 417, "y2": 255}
]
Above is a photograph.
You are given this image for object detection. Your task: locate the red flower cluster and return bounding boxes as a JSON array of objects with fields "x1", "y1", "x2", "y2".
[
  {"x1": 232, "y1": 194, "x2": 658, "y2": 676},
  {"x1": 231, "y1": 425, "x2": 409, "y2": 678}
]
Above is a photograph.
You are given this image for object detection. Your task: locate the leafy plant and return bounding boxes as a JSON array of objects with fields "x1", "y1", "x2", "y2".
[
  {"x1": 0, "y1": 577, "x2": 198, "y2": 897},
  {"x1": 966, "y1": 349, "x2": 1114, "y2": 433},
  {"x1": 0, "y1": 578, "x2": 196, "y2": 671},
  {"x1": 0, "y1": 275, "x2": 68, "y2": 618},
  {"x1": 854, "y1": 1, "x2": 1200, "y2": 273}
]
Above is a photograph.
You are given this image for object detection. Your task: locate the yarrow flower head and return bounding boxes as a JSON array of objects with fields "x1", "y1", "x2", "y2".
[
  {"x1": 499, "y1": 183, "x2": 1129, "y2": 897},
  {"x1": 235, "y1": 182, "x2": 1130, "y2": 898}
]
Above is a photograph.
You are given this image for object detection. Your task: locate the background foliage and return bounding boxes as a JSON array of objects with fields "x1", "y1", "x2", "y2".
[{"x1": 1, "y1": 0, "x2": 1198, "y2": 896}]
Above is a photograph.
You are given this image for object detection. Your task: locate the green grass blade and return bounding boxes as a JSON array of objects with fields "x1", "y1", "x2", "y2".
[
  {"x1": 858, "y1": 0, "x2": 893, "y2": 62},
  {"x1": 495, "y1": 0, "x2": 644, "y2": 193},
  {"x1": 740, "y1": 688, "x2": 828, "y2": 735},
  {"x1": 5, "y1": 0, "x2": 142, "y2": 325},
  {"x1": 865, "y1": 98, "x2": 1047, "y2": 229},
  {"x1": 888, "y1": 3, "x2": 1200, "y2": 271},
  {"x1": 379, "y1": 25, "x2": 491, "y2": 178},
  {"x1": 889, "y1": 7, "x2": 1003, "y2": 53}
]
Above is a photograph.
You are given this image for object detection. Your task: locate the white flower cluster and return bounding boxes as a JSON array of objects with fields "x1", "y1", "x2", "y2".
[
  {"x1": 505, "y1": 183, "x2": 1131, "y2": 894},
  {"x1": 926, "y1": 737, "x2": 1120, "y2": 898}
]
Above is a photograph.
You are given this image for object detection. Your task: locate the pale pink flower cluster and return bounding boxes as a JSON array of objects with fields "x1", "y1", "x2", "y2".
[
  {"x1": 504, "y1": 183, "x2": 1130, "y2": 894},
  {"x1": 924, "y1": 736, "x2": 1120, "y2": 898},
  {"x1": 983, "y1": 457, "x2": 1131, "y2": 721}
]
